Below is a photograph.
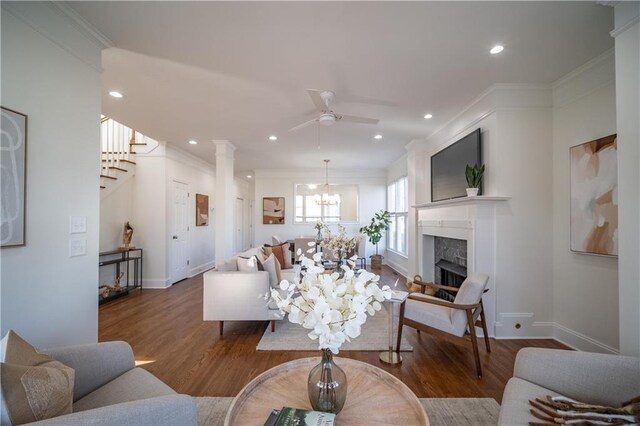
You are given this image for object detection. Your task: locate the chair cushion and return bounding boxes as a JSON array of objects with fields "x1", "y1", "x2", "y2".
[
  {"x1": 73, "y1": 368, "x2": 175, "y2": 413},
  {"x1": 404, "y1": 294, "x2": 458, "y2": 336},
  {"x1": 451, "y1": 272, "x2": 489, "y2": 334},
  {"x1": 498, "y1": 377, "x2": 561, "y2": 426},
  {"x1": 0, "y1": 330, "x2": 74, "y2": 425}
]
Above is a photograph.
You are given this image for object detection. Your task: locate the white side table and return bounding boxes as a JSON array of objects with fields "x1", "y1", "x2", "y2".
[{"x1": 380, "y1": 290, "x2": 409, "y2": 365}]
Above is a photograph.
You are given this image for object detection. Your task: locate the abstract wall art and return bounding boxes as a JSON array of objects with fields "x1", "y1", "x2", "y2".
[
  {"x1": 263, "y1": 197, "x2": 285, "y2": 224},
  {"x1": 570, "y1": 134, "x2": 617, "y2": 256},
  {"x1": 1, "y1": 107, "x2": 28, "y2": 247},
  {"x1": 195, "y1": 193, "x2": 209, "y2": 226}
]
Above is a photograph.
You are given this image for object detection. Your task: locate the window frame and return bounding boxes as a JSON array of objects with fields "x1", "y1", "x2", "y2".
[{"x1": 387, "y1": 176, "x2": 408, "y2": 256}]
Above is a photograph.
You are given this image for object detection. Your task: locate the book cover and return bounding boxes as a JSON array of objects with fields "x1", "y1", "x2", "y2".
[{"x1": 272, "y1": 407, "x2": 336, "y2": 426}]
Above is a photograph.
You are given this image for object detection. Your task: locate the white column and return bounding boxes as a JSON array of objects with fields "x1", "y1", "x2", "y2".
[
  {"x1": 613, "y1": 2, "x2": 640, "y2": 356},
  {"x1": 406, "y1": 139, "x2": 425, "y2": 277},
  {"x1": 214, "y1": 140, "x2": 236, "y2": 265}
]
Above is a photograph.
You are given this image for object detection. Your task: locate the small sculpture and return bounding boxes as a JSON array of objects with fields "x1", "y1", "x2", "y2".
[
  {"x1": 122, "y1": 222, "x2": 134, "y2": 249},
  {"x1": 99, "y1": 272, "x2": 125, "y2": 298}
]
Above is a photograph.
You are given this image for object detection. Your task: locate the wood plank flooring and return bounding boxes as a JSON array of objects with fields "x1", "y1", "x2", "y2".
[{"x1": 99, "y1": 266, "x2": 567, "y2": 403}]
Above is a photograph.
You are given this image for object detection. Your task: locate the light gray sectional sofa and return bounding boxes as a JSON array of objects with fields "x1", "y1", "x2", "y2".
[
  {"x1": 498, "y1": 347, "x2": 640, "y2": 425},
  {"x1": 8, "y1": 341, "x2": 196, "y2": 425}
]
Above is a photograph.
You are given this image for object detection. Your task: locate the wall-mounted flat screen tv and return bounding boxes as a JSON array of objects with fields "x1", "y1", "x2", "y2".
[{"x1": 431, "y1": 128, "x2": 482, "y2": 202}]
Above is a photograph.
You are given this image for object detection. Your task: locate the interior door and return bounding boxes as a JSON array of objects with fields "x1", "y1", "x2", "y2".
[
  {"x1": 235, "y1": 198, "x2": 244, "y2": 253},
  {"x1": 171, "y1": 181, "x2": 189, "y2": 284}
]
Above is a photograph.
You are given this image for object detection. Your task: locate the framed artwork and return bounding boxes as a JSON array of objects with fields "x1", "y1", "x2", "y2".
[
  {"x1": 195, "y1": 193, "x2": 209, "y2": 226},
  {"x1": 1, "y1": 107, "x2": 28, "y2": 247},
  {"x1": 570, "y1": 134, "x2": 617, "y2": 256},
  {"x1": 263, "y1": 197, "x2": 285, "y2": 224}
]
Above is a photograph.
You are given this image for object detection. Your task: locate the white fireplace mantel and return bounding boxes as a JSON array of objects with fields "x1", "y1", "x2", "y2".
[
  {"x1": 413, "y1": 195, "x2": 510, "y2": 210},
  {"x1": 415, "y1": 195, "x2": 509, "y2": 337}
]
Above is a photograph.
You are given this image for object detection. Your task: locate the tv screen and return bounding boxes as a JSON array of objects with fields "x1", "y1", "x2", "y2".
[{"x1": 431, "y1": 128, "x2": 482, "y2": 202}]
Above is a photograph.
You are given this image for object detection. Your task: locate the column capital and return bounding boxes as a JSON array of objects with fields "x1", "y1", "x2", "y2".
[{"x1": 212, "y1": 140, "x2": 236, "y2": 151}]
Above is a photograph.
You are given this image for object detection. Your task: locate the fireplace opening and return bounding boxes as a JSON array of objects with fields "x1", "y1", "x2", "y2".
[{"x1": 434, "y1": 237, "x2": 467, "y2": 302}]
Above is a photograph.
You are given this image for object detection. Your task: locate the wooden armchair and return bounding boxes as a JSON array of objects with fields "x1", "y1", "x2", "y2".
[{"x1": 397, "y1": 272, "x2": 491, "y2": 377}]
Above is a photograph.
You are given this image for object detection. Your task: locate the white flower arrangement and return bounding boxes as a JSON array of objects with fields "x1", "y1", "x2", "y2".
[
  {"x1": 268, "y1": 249, "x2": 393, "y2": 354},
  {"x1": 320, "y1": 224, "x2": 361, "y2": 260}
]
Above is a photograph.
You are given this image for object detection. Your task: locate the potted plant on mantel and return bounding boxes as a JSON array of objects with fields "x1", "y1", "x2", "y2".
[
  {"x1": 359, "y1": 210, "x2": 391, "y2": 269},
  {"x1": 465, "y1": 163, "x2": 485, "y2": 197}
]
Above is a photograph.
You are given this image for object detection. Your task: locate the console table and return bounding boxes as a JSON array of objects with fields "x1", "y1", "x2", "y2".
[
  {"x1": 225, "y1": 357, "x2": 429, "y2": 425},
  {"x1": 98, "y1": 248, "x2": 143, "y2": 304}
]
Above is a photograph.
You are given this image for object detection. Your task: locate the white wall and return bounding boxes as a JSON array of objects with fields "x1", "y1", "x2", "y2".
[
  {"x1": 165, "y1": 145, "x2": 216, "y2": 278},
  {"x1": 386, "y1": 154, "x2": 409, "y2": 277},
  {"x1": 0, "y1": 3, "x2": 105, "y2": 347},
  {"x1": 99, "y1": 143, "x2": 218, "y2": 288},
  {"x1": 551, "y1": 51, "x2": 619, "y2": 353},
  {"x1": 253, "y1": 169, "x2": 387, "y2": 259},
  {"x1": 410, "y1": 84, "x2": 556, "y2": 339},
  {"x1": 613, "y1": 2, "x2": 640, "y2": 357},
  {"x1": 234, "y1": 178, "x2": 254, "y2": 252}
]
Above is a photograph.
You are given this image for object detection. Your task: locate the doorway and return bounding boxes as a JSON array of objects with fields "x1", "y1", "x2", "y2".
[{"x1": 171, "y1": 180, "x2": 189, "y2": 284}]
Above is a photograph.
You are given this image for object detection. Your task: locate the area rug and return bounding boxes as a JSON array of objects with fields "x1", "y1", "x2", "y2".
[
  {"x1": 256, "y1": 305, "x2": 413, "y2": 351},
  {"x1": 196, "y1": 397, "x2": 500, "y2": 425}
]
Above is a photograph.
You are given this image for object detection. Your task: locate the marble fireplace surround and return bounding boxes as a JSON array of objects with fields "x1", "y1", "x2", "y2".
[{"x1": 415, "y1": 196, "x2": 509, "y2": 337}]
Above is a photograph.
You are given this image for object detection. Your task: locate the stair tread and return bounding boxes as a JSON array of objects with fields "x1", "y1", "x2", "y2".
[
  {"x1": 108, "y1": 166, "x2": 128, "y2": 172},
  {"x1": 129, "y1": 143, "x2": 147, "y2": 146},
  {"x1": 100, "y1": 186, "x2": 106, "y2": 189},
  {"x1": 100, "y1": 174, "x2": 117, "y2": 180},
  {"x1": 102, "y1": 151, "x2": 138, "y2": 154},
  {"x1": 101, "y1": 159, "x2": 136, "y2": 164}
]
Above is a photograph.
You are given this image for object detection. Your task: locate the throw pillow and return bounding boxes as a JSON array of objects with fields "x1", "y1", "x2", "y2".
[
  {"x1": 258, "y1": 253, "x2": 282, "y2": 288},
  {"x1": 264, "y1": 242, "x2": 292, "y2": 270},
  {"x1": 0, "y1": 330, "x2": 74, "y2": 425},
  {"x1": 237, "y1": 256, "x2": 259, "y2": 272}
]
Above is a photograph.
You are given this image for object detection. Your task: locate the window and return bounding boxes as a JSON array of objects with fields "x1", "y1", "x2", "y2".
[
  {"x1": 295, "y1": 194, "x2": 342, "y2": 223},
  {"x1": 387, "y1": 176, "x2": 408, "y2": 255}
]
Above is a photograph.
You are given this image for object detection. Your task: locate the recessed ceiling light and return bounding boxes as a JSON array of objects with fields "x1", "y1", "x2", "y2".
[
  {"x1": 108, "y1": 91, "x2": 124, "y2": 98},
  {"x1": 374, "y1": 134, "x2": 383, "y2": 140},
  {"x1": 246, "y1": 175, "x2": 252, "y2": 179},
  {"x1": 490, "y1": 45, "x2": 504, "y2": 55},
  {"x1": 188, "y1": 140, "x2": 197, "y2": 145},
  {"x1": 269, "y1": 135, "x2": 278, "y2": 141},
  {"x1": 424, "y1": 114, "x2": 433, "y2": 119}
]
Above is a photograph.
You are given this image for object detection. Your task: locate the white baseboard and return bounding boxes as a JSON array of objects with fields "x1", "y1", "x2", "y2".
[
  {"x1": 494, "y1": 312, "x2": 619, "y2": 354},
  {"x1": 553, "y1": 323, "x2": 619, "y2": 354},
  {"x1": 189, "y1": 260, "x2": 215, "y2": 277},
  {"x1": 142, "y1": 278, "x2": 171, "y2": 289},
  {"x1": 384, "y1": 257, "x2": 409, "y2": 280}
]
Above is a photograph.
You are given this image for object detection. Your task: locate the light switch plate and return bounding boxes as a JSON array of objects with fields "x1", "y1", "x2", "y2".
[
  {"x1": 70, "y1": 216, "x2": 87, "y2": 234},
  {"x1": 69, "y1": 238, "x2": 87, "y2": 257}
]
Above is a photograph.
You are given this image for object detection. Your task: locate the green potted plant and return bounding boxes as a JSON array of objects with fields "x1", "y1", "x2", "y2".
[
  {"x1": 359, "y1": 210, "x2": 391, "y2": 269},
  {"x1": 465, "y1": 164, "x2": 485, "y2": 197}
]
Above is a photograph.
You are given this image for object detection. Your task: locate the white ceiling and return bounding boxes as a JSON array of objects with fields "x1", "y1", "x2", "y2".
[{"x1": 67, "y1": 1, "x2": 613, "y2": 173}]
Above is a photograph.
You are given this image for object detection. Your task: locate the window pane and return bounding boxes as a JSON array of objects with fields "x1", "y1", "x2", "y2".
[
  {"x1": 388, "y1": 215, "x2": 397, "y2": 251},
  {"x1": 397, "y1": 179, "x2": 406, "y2": 212},
  {"x1": 387, "y1": 183, "x2": 396, "y2": 213},
  {"x1": 306, "y1": 195, "x2": 321, "y2": 218},
  {"x1": 397, "y1": 215, "x2": 406, "y2": 254}
]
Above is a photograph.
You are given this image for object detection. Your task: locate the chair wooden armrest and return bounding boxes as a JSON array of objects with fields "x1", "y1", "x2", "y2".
[{"x1": 407, "y1": 294, "x2": 480, "y2": 310}]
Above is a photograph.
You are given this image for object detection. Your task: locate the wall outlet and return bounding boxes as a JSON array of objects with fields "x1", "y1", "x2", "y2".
[
  {"x1": 69, "y1": 216, "x2": 87, "y2": 234},
  {"x1": 69, "y1": 238, "x2": 87, "y2": 257}
]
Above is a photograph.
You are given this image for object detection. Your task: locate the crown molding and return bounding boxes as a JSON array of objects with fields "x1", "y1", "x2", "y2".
[{"x1": 51, "y1": 1, "x2": 114, "y2": 49}]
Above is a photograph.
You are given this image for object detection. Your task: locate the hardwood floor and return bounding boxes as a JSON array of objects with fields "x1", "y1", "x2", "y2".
[{"x1": 99, "y1": 266, "x2": 567, "y2": 403}]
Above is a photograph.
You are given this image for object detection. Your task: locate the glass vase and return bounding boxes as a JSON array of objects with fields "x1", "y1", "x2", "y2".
[{"x1": 307, "y1": 348, "x2": 347, "y2": 414}]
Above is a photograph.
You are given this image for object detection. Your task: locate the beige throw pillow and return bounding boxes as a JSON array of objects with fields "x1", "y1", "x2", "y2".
[
  {"x1": 0, "y1": 330, "x2": 75, "y2": 425},
  {"x1": 258, "y1": 253, "x2": 282, "y2": 288},
  {"x1": 264, "y1": 242, "x2": 292, "y2": 269},
  {"x1": 237, "y1": 255, "x2": 259, "y2": 272}
]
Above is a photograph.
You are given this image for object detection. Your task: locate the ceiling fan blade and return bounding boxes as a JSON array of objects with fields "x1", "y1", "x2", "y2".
[
  {"x1": 288, "y1": 118, "x2": 318, "y2": 132},
  {"x1": 307, "y1": 89, "x2": 329, "y2": 112},
  {"x1": 337, "y1": 114, "x2": 379, "y2": 125}
]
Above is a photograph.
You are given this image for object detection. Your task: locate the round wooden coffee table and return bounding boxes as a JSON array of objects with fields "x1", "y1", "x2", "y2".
[{"x1": 224, "y1": 357, "x2": 429, "y2": 425}]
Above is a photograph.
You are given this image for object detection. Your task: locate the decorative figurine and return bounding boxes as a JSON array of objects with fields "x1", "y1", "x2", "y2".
[{"x1": 121, "y1": 221, "x2": 134, "y2": 250}]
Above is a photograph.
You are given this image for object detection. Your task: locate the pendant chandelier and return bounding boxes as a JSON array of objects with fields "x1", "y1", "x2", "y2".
[{"x1": 315, "y1": 160, "x2": 340, "y2": 206}]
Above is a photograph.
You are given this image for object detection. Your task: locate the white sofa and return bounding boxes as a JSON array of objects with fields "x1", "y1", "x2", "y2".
[{"x1": 203, "y1": 247, "x2": 298, "y2": 336}]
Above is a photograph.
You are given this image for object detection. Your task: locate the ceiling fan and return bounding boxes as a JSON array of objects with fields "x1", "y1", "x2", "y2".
[{"x1": 288, "y1": 90, "x2": 379, "y2": 132}]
